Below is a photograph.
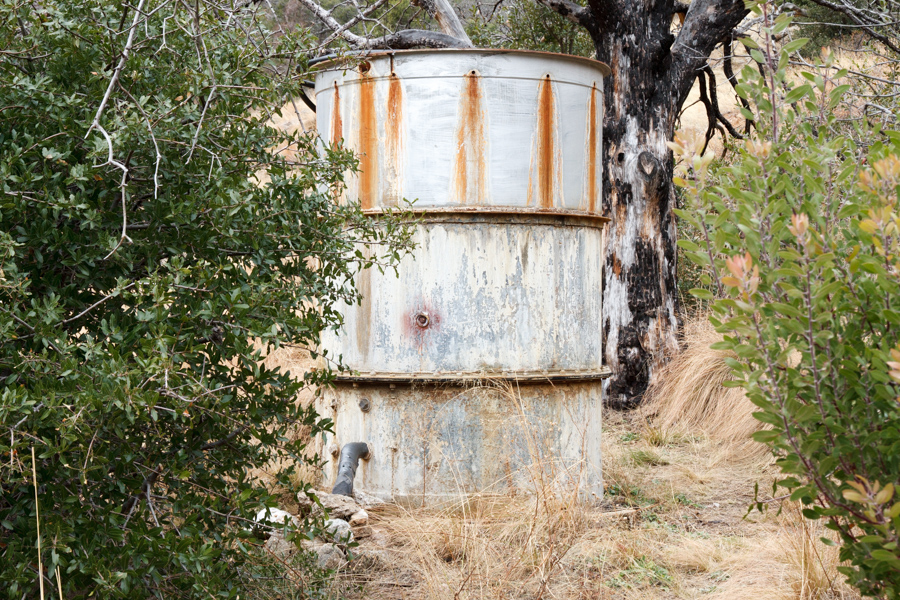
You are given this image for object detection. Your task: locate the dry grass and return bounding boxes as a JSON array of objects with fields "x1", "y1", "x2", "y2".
[
  {"x1": 642, "y1": 316, "x2": 768, "y2": 460},
  {"x1": 317, "y1": 407, "x2": 859, "y2": 600},
  {"x1": 257, "y1": 318, "x2": 858, "y2": 598}
]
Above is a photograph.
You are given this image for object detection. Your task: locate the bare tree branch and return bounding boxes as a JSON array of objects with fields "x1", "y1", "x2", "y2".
[
  {"x1": 534, "y1": 0, "x2": 597, "y2": 32},
  {"x1": 802, "y1": 0, "x2": 900, "y2": 53},
  {"x1": 669, "y1": 0, "x2": 749, "y2": 106},
  {"x1": 414, "y1": 0, "x2": 473, "y2": 45},
  {"x1": 296, "y1": 0, "x2": 472, "y2": 49}
]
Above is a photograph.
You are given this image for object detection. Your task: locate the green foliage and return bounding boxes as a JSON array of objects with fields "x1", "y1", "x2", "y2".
[
  {"x1": 468, "y1": 0, "x2": 594, "y2": 58},
  {"x1": 0, "y1": 1, "x2": 412, "y2": 597},
  {"x1": 678, "y1": 5, "x2": 900, "y2": 595}
]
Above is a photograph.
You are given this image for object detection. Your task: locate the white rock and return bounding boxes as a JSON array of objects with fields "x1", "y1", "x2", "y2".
[
  {"x1": 264, "y1": 533, "x2": 296, "y2": 557},
  {"x1": 349, "y1": 509, "x2": 368, "y2": 527},
  {"x1": 324, "y1": 518, "x2": 353, "y2": 543},
  {"x1": 298, "y1": 490, "x2": 362, "y2": 520},
  {"x1": 352, "y1": 489, "x2": 386, "y2": 509},
  {"x1": 315, "y1": 543, "x2": 345, "y2": 570},
  {"x1": 254, "y1": 507, "x2": 300, "y2": 529}
]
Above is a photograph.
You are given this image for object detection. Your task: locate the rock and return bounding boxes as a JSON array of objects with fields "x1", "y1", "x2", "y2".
[
  {"x1": 349, "y1": 509, "x2": 368, "y2": 527},
  {"x1": 265, "y1": 533, "x2": 296, "y2": 557},
  {"x1": 352, "y1": 525, "x2": 372, "y2": 539},
  {"x1": 254, "y1": 507, "x2": 300, "y2": 530},
  {"x1": 349, "y1": 547, "x2": 389, "y2": 572},
  {"x1": 298, "y1": 490, "x2": 362, "y2": 520},
  {"x1": 352, "y1": 489, "x2": 386, "y2": 509},
  {"x1": 324, "y1": 518, "x2": 353, "y2": 543},
  {"x1": 315, "y1": 543, "x2": 345, "y2": 570}
]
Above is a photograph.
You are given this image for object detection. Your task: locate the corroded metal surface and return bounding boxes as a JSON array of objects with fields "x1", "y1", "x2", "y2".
[
  {"x1": 319, "y1": 381, "x2": 603, "y2": 502},
  {"x1": 314, "y1": 50, "x2": 609, "y2": 501},
  {"x1": 314, "y1": 50, "x2": 608, "y2": 216},
  {"x1": 320, "y1": 214, "x2": 604, "y2": 376}
]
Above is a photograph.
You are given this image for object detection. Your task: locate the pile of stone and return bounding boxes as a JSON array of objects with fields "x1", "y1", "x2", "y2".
[{"x1": 254, "y1": 490, "x2": 382, "y2": 570}]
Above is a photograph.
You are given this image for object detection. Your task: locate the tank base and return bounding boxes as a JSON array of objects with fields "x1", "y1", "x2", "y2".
[{"x1": 317, "y1": 379, "x2": 603, "y2": 504}]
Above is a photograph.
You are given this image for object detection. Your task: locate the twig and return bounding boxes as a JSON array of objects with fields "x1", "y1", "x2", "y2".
[{"x1": 32, "y1": 447, "x2": 45, "y2": 600}]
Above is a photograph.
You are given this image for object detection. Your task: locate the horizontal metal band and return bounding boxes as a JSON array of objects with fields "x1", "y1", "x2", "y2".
[
  {"x1": 313, "y1": 48, "x2": 611, "y2": 77},
  {"x1": 362, "y1": 207, "x2": 609, "y2": 228},
  {"x1": 331, "y1": 368, "x2": 613, "y2": 385}
]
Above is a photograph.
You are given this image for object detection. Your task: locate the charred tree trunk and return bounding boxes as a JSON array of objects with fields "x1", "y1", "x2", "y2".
[{"x1": 584, "y1": 0, "x2": 748, "y2": 407}]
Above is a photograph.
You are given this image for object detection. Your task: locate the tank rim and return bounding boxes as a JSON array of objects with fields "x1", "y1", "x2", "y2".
[{"x1": 310, "y1": 48, "x2": 611, "y2": 77}]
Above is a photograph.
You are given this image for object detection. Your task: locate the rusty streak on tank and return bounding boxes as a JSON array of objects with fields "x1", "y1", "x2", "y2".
[
  {"x1": 383, "y1": 73, "x2": 404, "y2": 207},
  {"x1": 528, "y1": 74, "x2": 558, "y2": 209},
  {"x1": 330, "y1": 82, "x2": 342, "y2": 145},
  {"x1": 358, "y1": 63, "x2": 377, "y2": 210},
  {"x1": 586, "y1": 84, "x2": 599, "y2": 214},
  {"x1": 452, "y1": 70, "x2": 487, "y2": 205}
]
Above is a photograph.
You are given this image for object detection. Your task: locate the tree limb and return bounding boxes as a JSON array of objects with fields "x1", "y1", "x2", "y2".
[
  {"x1": 296, "y1": 0, "x2": 471, "y2": 50},
  {"x1": 669, "y1": 0, "x2": 749, "y2": 107},
  {"x1": 801, "y1": 0, "x2": 900, "y2": 54},
  {"x1": 413, "y1": 0, "x2": 474, "y2": 46},
  {"x1": 535, "y1": 0, "x2": 597, "y2": 33}
]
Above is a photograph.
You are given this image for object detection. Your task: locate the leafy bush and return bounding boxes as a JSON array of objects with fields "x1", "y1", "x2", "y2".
[
  {"x1": 677, "y1": 5, "x2": 900, "y2": 596},
  {"x1": 0, "y1": 1, "x2": 411, "y2": 597}
]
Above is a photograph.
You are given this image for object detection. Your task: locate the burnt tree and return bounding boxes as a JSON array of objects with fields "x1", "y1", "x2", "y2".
[{"x1": 296, "y1": 0, "x2": 750, "y2": 406}]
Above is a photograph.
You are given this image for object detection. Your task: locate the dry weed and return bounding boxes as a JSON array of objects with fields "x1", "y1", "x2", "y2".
[{"x1": 643, "y1": 315, "x2": 769, "y2": 460}]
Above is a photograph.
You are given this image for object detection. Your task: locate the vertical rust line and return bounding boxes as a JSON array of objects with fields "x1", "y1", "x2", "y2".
[
  {"x1": 531, "y1": 75, "x2": 556, "y2": 209},
  {"x1": 452, "y1": 71, "x2": 487, "y2": 205},
  {"x1": 330, "y1": 82, "x2": 342, "y2": 145},
  {"x1": 358, "y1": 70, "x2": 377, "y2": 210},
  {"x1": 384, "y1": 74, "x2": 403, "y2": 207},
  {"x1": 587, "y1": 84, "x2": 598, "y2": 214}
]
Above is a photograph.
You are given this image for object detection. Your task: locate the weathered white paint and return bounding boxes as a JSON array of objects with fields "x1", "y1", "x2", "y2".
[
  {"x1": 314, "y1": 50, "x2": 610, "y2": 501},
  {"x1": 314, "y1": 50, "x2": 609, "y2": 215},
  {"x1": 320, "y1": 382, "x2": 603, "y2": 503}
]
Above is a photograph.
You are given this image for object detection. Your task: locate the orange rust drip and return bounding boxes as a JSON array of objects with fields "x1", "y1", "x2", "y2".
[
  {"x1": 537, "y1": 76, "x2": 556, "y2": 209},
  {"x1": 453, "y1": 72, "x2": 487, "y2": 205},
  {"x1": 358, "y1": 73, "x2": 377, "y2": 210},
  {"x1": 384, "y1": 74, "x2": 403, "y2": 206},
  {"x1": 587, "y1": 84, "x2": 598, "y2": 214},
  {"x1": 330, "y1": 82, "x2": 342, "y2": 145}
]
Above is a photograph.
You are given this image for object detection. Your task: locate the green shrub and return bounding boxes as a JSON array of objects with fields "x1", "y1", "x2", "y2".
[
  {"x1": 678, "y1": 5, "x2": 900, "y2": 595},
  {"x1": 0, "y1": 1, "x2": 412, "y2": 597}
]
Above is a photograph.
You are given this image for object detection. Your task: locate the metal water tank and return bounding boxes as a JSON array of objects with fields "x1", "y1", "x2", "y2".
[{"x1": 314, "y1": 49, "x2": 610, "y2": 502}]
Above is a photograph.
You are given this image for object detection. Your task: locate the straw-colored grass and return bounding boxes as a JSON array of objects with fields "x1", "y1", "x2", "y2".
[
  {"x1": 297, "y1": 407, "x2": 860, "y2": 600},
  {"x1": 642, "y1": 315, "x2": 769, "y2": 459}
]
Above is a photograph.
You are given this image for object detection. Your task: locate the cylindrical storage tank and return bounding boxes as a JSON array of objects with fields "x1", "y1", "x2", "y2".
[{"x1": 314, "y1": 50, "x2": 610, "y2": 503}]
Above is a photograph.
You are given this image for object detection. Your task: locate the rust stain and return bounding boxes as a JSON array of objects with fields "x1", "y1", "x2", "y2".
[
  {"x1": 383, "y1": 74, "x2": 404, "y2": 207},
  {"x1": 358, "y1": 69, "x2": 378, "y2": 210},
  {"x1": 402, "y1": 301, "x2": 441, "y2": 353},
  {"x1": 330, "y1": 82, "x2": 342, "y2": 145},
  {"x1": 538, "y1": 75, "x2": 555, "y2": 208},
  {"x1": 451, "y1": 71, "x2": 487, "y2": 205},
  {"x1": 528, "y1": 75, "x2": 558, "y2": 209},
  {"x1": 611, "y1": 253, "x2": 622, "y2": 276},
  {"x1": 586, "y1": 84, "x2": 599, "y2": 214}
]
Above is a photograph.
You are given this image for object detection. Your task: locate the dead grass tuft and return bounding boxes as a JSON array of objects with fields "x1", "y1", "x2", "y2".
[{"x1": 643, "y1": 315, "x2": 769, "y2": 460}]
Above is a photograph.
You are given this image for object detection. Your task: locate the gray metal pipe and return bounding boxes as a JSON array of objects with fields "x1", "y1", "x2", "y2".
[{"x1": 331, "y1": 442, "x2": 370, "y2": 497}]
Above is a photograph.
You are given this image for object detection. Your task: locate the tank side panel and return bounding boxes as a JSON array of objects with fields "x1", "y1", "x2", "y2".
[
  {"x1": 320, "y1": 382, "x2": 603, "y2": 502},
  {"x1": 320, "y1": 220, "x2": 603, "y2": 374}
]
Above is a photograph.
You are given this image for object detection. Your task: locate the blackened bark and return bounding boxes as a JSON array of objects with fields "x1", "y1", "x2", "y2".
[{"x1": 585, "y1": 0, "x2": 748, "y2": 407}]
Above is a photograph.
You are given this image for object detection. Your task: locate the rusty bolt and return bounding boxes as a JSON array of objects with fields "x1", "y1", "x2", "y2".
[
  {"x1": 328, "y1": 443, "x2": 340, "y2": 457},
  {"x1": 415, "y1": 312, "x2": 430, "y2": 328},
  {"x1": 358, "y1": 397, "x2": 371, "y2": 412}
]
